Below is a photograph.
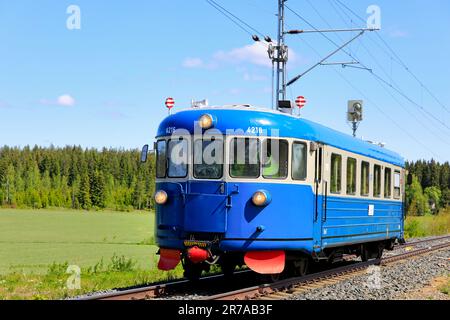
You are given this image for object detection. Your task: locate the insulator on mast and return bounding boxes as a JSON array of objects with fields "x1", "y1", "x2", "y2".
[{"x1": 252, "y1": 35, "x2": 260, "y2": 42}]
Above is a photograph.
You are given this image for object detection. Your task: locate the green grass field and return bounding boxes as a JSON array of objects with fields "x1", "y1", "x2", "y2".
[
  {"x1": 1, "y1": 208, "x2": 449, "y2": 299},
  {"x1": 0, "y1": 209, "x2": 158, "y2": 275},
  {"x1": 0, "y1": 209, "x2": 187, "y2": 299},
  {"x1": 404, "y1": 208, "x2": 450, "y2": 238}
]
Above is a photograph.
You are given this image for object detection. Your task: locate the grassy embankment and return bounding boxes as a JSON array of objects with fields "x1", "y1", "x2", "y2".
[
  {"x1": 0, "y1": 209, "x2": 183, "y2": 299},
  {"x1": 404, "y1": 207, "x2": 450, "y2": 238},
  {"x1": 1, "y1": 207, "x2": 449, "y2": 299}
]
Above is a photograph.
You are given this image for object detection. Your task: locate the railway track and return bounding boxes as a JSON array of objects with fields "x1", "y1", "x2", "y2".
[
  {"x1": 205, "y1": 239, "x2": 450, "y2": 300},
  {"x1": 78, "y1": 269, "x2": 255, "y2": 300},
  {"x1": 79, "y1": 235, "x2": 450, "y2": 301}
]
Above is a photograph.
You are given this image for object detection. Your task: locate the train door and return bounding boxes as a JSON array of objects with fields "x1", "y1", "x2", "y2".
[{"x1": 312, "y1": 143, "x2": 327, "y2": 251}]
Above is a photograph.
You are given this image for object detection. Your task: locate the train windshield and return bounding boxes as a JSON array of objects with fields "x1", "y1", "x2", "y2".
[
  {"x1": 156, "y1": 140, "x2": 167, "y2": 178},
  {"x1": 262, "y1": 139, "x2": 289, "y2": 179},
  {"x1": 229, "y1": 138, "x2": 260, "y2": 178},
  {"x1": 194, "y1": 137, "x2": 223, "y2": 179},
  {"x1": 167, "y1": 138, "x2": 188, "y2": 178}
]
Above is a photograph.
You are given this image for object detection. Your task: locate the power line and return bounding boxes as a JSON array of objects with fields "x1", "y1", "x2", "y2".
[
  {"x1": 334, "y1": 0, "x2": 450, "y2": 117},
  {"x1": 205, "y1": 0, "x2": 268, "y2": 39},
  {"x1": 290, "y1": 33, "x2": 440, "y2": 158},
  {"x1": 204, "y1": 0, "x2": 272, "y2": 107},
  {"x1": 285, "y1": 4, "x2": 450, "y2": 133},
  {"x1": 323, "y1": 0, "x2": 450, "y2": 141},
  {"x1": 205, "y1": 0, "x2": 254, "y2": 37}
]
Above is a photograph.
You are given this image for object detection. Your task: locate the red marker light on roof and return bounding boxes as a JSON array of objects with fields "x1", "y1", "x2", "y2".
[
  {"x1": 296, "y1": 96, "x2": 307, "y2": 109},
  {"x1": 165, "y1": 97, "x2": 175, "y2": 109}
]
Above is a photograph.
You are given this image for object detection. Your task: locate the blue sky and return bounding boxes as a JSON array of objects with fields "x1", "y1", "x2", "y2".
[{"x1": 1, "y1": 0, "x2": 449, "y2": 162}]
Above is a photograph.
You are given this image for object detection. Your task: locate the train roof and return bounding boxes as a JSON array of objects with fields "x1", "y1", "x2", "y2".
[{"x1": 156, "y1": 105, "x2": 404, "y2": 167}]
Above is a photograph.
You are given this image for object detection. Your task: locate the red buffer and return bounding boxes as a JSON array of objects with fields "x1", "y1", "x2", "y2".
[
  {"x1": 187, "y1": 246, "x2": 209, "y2": 264},
  {"x1": 244, "y1": 251, "x2": 286, "y2": 274},
  {"x1": 158, "y1": 248, "x2": 181, "y2": 271}
]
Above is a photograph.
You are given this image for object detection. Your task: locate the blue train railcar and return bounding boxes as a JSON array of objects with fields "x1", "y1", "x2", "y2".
[{"x1": 148, "y1": 105, "x2": 405, "y2": 280}]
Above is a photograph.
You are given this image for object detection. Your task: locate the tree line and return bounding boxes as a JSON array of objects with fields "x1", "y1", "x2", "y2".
[
  {"x1": 0, "y1": 146, "x2": 155, "y2": 211},
  {"x1": 0, "y1": 146, "x2": 448, "y2": 214},
  {"x1": 406, "y1": 160, "x2": 450, "y2": 216}
]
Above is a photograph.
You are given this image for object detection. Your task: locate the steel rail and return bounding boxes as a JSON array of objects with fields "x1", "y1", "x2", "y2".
[
  {"x1": 80, "y1": 235, "x2": 449, "y2": 301},
  {"x1": 204, "y1": 241, "x2": 450, "y2": 300},
  {"x1": 78, "y1": 269, "x2": 252, "y2": 300}
]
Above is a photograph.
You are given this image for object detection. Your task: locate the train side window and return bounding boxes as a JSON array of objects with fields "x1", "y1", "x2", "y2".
[
  {"x1": 156, "y1": 140, "x2": 167, "y2": 178},
  {"x1": 361, "y1": 161, "x2": 370, "y2": 196},
  {"x1": 330, "y1": 153, "x2": 342, "y2": 194},
  {"x1": 373, "y1": 164, "x2": 381, "y2": 197},
  {"x1": 316, "y1": 147, "x2": 323, "y2": 182},
  {"x1": 229, "y1": 138, "x2": 260, "y2": 178},
  {"x1": 394, "y1": 171, "x2": 401, "y2": 199},
  {"x1": 384, "y1": 168, "x2": 392, "y2": 198},
  {"x1": 292, "y1": 142, "x2": 307, "y2": 181},
  {"x1": 167, "y1": 138, "x2": 188, "y2": 178},
  {"x1": 262, "y1": 139, "x2": 288, "y2": 179},
  {"x1": 346, "y1": 157, "x2": 357, "y2": 195}
]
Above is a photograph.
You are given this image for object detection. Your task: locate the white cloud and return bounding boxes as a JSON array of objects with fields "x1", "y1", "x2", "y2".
[
  {"x1": 181, "y1": 42, "x2": 298, "y2": 70},
  {"x1": 243, "y1": 72, "x2": 267, "y2": 81},
  {"x1": 389, "y1": 29, "x2": 408, "y2": 38},
  {"x1": 39, "y1": 94, "x2": 76, "y2": 107},
  {"x1": 182, "y1": 57, "x2": 204, "y2": 68},
  {"x1": 229, "y1": 88, "x2": 241, "y2": 95},
  {"x1": 57, "y1": 94, "x2": 75, "y2": 106},
  {"x1": 214, "y1": 42, "x2": 272, "y2": 68}
]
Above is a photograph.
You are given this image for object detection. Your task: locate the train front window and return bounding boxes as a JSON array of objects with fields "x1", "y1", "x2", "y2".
[
  {"x1": 167, "y1": 138, "x2": 188, "y2": 178},
  {"x1": 262, "y1": 139, "x2": 288, "y2": 179},
  {"x1": 194, "y1": 137, "x2": 223, "y2": 179},
  {"x1": 229, "y1": 138, "x2": 260, "y2": 178},
  {"x1": 156, "y1": 140, "x2": 166, "y2": 178},
  {"x1": 361, "y1": 161, "x2": 370, "y2": 196}
]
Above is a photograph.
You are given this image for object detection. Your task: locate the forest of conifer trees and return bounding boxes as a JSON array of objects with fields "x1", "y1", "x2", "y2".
[
  {"x1": 0, "y1": 146, "x2": 448, "y2": 214},
  {"x1": 0, "y1": 146, "x2": 155, "y2": 211},
  {"x1": 406, "y1": 160, "x2": 450, "y2": 216}
]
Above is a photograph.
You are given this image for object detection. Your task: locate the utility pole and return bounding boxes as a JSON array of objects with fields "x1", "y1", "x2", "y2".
[
  {"x1": 263, "y1": 0, "x2": 378, "y2": 111},
  {"x1": 276, "y1": 0, "x2": 288, "y2": 104},
  {"x1": 268, "y1": 0, "x2": 289, "y2": 110}
]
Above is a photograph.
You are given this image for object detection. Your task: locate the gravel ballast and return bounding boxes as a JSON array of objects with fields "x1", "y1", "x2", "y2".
[{"x1": 289, "y1": 248, "x2": 450, "y2": 300}]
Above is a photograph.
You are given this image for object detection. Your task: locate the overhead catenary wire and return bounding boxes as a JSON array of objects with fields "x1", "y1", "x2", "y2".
[
  {"x1": 285, "y1": 4, "x2": 450, "y2": 133},
  {"x1": 334, "y1": 0, "x2": 450, "y2": 117},
  {"x1": 288, "y1": 32, "x2": 441, "y2": 158},
  {"x1": 205, "y1": 0, "x2": 255, "y2": 37},
  {"x1": 306, "y1": 0, "x2": 450, "y2": 145},
  {"x1": 205, "y1": 0, "x2": 269, "y2": 40},
  {"x1": 205, "y1": 0, "x2": 273, "y2": 106},
  {"x1": 205, "y1": 0, "x2": 446, "y2": 158}
]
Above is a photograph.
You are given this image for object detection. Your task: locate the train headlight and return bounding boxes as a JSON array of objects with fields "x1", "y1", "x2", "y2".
[
  {"x1": 154, "y1": 190, "x2": 168, "y2": 205},
  {"x1": 252, "y1": 190, "x2": 271, "y2": 207},
  {"x1": 198, "y1": 114, "x2": 214, "y2": 129}
]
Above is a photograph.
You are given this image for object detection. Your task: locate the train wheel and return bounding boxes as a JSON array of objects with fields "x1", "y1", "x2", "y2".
[
  {"x1": 268, "y1": 273, "x2": 281, "y2": 282},
  {"x1": 183, "y1": 260, "x2": 203, "y2": 281},
  {"x1": 361, "y1": 243, "x2": 383, "y2": 262},
  {"x1": 294, "y1": 258, "x2": 309, "y2": 276},
  {"x1": 385, "y1": 240, "x2": 395, "y2": 251},
  {"x1": 375, "y1": 245, "x2": 384, "y2": 260},
  {"x1": 220, "y1": 262, "x2": 237, "y2": 278}
]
